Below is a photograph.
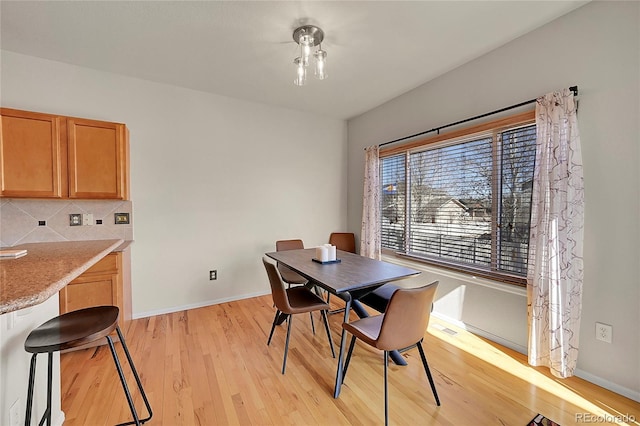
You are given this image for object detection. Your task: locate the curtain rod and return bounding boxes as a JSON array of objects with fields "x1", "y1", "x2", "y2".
[{"x1": 377, "y1": 85, "x2": 578, "y2": 149}]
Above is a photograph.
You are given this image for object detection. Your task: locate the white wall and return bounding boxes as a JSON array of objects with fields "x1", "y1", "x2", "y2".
[
  {"x1": 347, "y1": 1, "x2": 639, "y2": 400},
  {"x1": 0, "y1": 50, "x2": 347, "y2": 316}
]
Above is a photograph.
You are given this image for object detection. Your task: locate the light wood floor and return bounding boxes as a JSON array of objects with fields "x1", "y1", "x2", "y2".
[{"x1": 60, "y1": 295, "x2": 640, "y2": 425}]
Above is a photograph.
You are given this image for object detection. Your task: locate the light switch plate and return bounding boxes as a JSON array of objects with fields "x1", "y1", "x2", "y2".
[{"x1": 82, "y1": 213, "x2": 94, "y2": 226}]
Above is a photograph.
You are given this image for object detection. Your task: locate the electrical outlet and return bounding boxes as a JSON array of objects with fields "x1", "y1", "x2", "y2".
[
  {"x1": 115, "y1": 213, "x2": 130, "y2": 224},
  {"x1": 595, "y1": 322, "x2": 612, "y2": 343},
  {"x1": 209, "y1": 270, "x2": 217, "y2": 280},
  {"x1": 10, "y1": 398, "x2": 20, "y2": 426},
  {"x1": 69, "y1": 213, "x2": 82, "y2": 226}
]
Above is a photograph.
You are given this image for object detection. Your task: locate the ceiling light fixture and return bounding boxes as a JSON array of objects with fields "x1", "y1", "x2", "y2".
[{"x1": 292, "y1": 25, "x2": 327, "y2": 86}]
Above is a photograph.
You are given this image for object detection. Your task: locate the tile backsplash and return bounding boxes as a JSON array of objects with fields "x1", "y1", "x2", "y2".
[{"x1": 0, "y1": 199, "x2": 133, "y2": 247}]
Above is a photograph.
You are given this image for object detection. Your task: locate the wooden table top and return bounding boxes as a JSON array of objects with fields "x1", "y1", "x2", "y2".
[{"x1": 265, "y1": 248, "x2": 420, "y2": 294}]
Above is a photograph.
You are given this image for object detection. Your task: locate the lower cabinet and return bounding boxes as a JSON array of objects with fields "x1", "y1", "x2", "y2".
[{"x1": 59, "y1": 248, "x2": 132, "y2": 346}]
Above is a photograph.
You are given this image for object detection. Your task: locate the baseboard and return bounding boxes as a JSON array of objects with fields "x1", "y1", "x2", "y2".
[
  {"x1": 574, "y1": 368, "x2": 640, "y2": 403},
  {"x1": 431, "y1": 312, "x2": 528, "y2": 354},
  {"x1": 431, "y1": 313, "x2": 640, "y2": 403},
  {"x1": 132, "y1": 291, "x2": 270, "y2": 319}
]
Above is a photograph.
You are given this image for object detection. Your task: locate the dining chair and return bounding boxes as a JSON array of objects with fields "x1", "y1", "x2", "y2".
[
  {"x1": 326, "y1": 232, "x2": 357, "y2": 314},
  {"x1": 341, "y1": 281, "x2": 440, "y2": 425},
  {"x1": 263, "y1": 257, "x2": 335, "y2": 374},
  {"x1": 275, "y1": 239, "x2": 308, "y2": 287},
  {"x1": 328, "y1": 232, "x2": 356, "y2": 254},
  {"x1": 359, "y1": 283, "x2": 400, "y2": 313},
  {"x1": 275, "y1": 239, "x2": 320, "y2": 332}
]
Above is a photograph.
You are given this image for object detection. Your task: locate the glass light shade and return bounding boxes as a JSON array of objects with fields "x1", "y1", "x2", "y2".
[
  {"x1": 300, "y1": 34, "x2": 314, "y2": 60},
  {"x1": 314, "y1": 49, "x2": 327, "y2": 80},
  {"x1": 293, "y1": 57, "x2": 306, "y2": 86}
]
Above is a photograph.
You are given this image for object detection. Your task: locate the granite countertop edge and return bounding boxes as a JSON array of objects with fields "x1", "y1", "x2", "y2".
[
  {"x1": 0, "y1": 239, "x2": 125, "y2": 315},
  {"x1": 112, "y1": 240, "x2": 134, "y2": 252}
]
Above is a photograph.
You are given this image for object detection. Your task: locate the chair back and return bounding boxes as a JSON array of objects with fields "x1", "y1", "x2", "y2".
[
  {"x1": 275, "y1": 239, "x2": 307, "y2": 284},
  {"x1": 329, "y1": 232, "x2": 356, "y2": 253},
  {"x1": 276, "y1": 239, "x2": 304, "y2": 251},
  {"x1": 376, "y1": 281, "x2": 438, "y2": 350},
  {"x1": 263, "y1": 257, "x2": 292, "y2": 311}
]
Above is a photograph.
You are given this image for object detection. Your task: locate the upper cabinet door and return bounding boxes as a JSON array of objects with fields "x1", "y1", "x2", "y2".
[
  {"x1": 68, "y1": 118, "x2": 128, "y2": 199},
  {"x1": 0, "y1": 109, "x2": 63, "y2": 198}
]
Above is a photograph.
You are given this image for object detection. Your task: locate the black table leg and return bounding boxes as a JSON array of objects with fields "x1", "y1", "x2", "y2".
[
  {"x1": 350, "y1": 299, "x2": 369, "y2": 318},
  {"x1": 334, "y1": 293, "x2": 352, "y2": 398}
]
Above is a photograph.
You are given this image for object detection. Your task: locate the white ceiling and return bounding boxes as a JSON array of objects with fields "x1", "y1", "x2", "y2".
[{"x1": 1, "y1": 1, "x2": 587, "y2": 120}]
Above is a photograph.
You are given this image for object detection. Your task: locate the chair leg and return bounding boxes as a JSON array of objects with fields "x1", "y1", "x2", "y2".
[
  {"x1": 106, "y1": 335, "x2": 141, "y2": 426},
  {"x1": 45, "y1": 352, "x2": 53, "y2": 425},
  {"x1": 282, "y1": 315, "x2": 293, "y2": 374},
  {"x1": 267, "y1": 310, "x2": 281, "y2": 345},
  {"x1": 25, "y1": 353, "x2": 37, "y2": 426},
  {"x1": 115, "y1": 326, "x2": 154, "y2": 425},
  {"x1": 309, "y1": 312, "x2": 316, "y2": 334},
  {"x1": 417, "y1": 341, "x2": 441, "y2": 406},
  {"x1": 384, "y1": 350, "x2": 389, "y2": 426},
  {"x1": 320, "y1": 309, "x2": 335, "y2": 358},
  {"x1": 24, "y1": 352, "x2": 53, "y2": 426},
  {"x1": 341, "y1": 335, "x2": 357, "y2": 384}
]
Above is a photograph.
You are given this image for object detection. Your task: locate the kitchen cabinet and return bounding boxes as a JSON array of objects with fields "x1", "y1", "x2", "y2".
[
  {"x1": 0, "y1": 109, "x2": 63, "y2": 198},
  {"x1": 58, "y1": 248, "x2": 132, "y2": 333},
  {"x1": 0, "y1": 107, "x2": 129, "y2": 199},
  {"x1": 68, "y1": 117, "x2": 128, "y2": 199}
]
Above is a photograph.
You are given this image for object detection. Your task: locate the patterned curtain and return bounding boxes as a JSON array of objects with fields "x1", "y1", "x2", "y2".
[
  {"x1": 360, "y1": 145, "x2": 381, "y2": 260},
  {"x1": 527, "y1": 88, "x2": 584, "y2": 378}
]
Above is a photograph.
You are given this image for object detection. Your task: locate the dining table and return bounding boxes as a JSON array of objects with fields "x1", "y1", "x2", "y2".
[{"x1": 265, "y1": 248, "x2": 421, "y2": 398}]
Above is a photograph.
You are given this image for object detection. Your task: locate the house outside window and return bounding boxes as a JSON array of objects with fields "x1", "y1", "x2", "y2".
[{"x1": 380, "y1": 112, "x2": 536, "y2": 285}]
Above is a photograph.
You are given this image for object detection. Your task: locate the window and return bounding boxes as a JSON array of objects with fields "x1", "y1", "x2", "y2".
[{"x1": 380, "y1": 112, "x2": 536, "y2": 285}]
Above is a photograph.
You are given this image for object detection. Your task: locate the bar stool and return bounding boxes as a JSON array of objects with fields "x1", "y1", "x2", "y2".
[{"x1": 24, "y1": 305, "x2": 152, "y2": 426}]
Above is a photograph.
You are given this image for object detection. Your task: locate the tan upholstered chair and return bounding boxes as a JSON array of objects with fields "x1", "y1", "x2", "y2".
[
  {"x1": 341, "y1": 281, "x2": 440, "y2": 425},
  {"x1": 325, "y1": 233, "x2": 356, "y2": 313},
  {"x1": 275, "y1": 239, "x2": 320, "y2": 331},
  {"x1": 275, "y1": 239, "x2": 308, "y2": 287},
  {"x1": 329, "y1": 232, "x2": 356, "y2": 254},
  {"x1": 263, "y1": 257, "x2": 335, "y2": 374}
]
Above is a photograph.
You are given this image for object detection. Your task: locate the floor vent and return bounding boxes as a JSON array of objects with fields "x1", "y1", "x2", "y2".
[{"x1": 432, "y1": 323, "x2": 458, "y2": 336}]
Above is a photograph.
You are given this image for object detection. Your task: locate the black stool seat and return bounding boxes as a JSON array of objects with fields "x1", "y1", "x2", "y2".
[
  {"x1": 25, "y1": 306, "x2": 118, "y2": 353},
  {"x1": 24, "y1": 305, "x2": 152, "y2": 426}
]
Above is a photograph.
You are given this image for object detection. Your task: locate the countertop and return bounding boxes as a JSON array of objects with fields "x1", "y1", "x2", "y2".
[
  {"x1": 112, "y1": 240, "x2": 133, "y2": 252},
  {"x1": 0, "y1": 239, "x2": 124, "y2": 315}
]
